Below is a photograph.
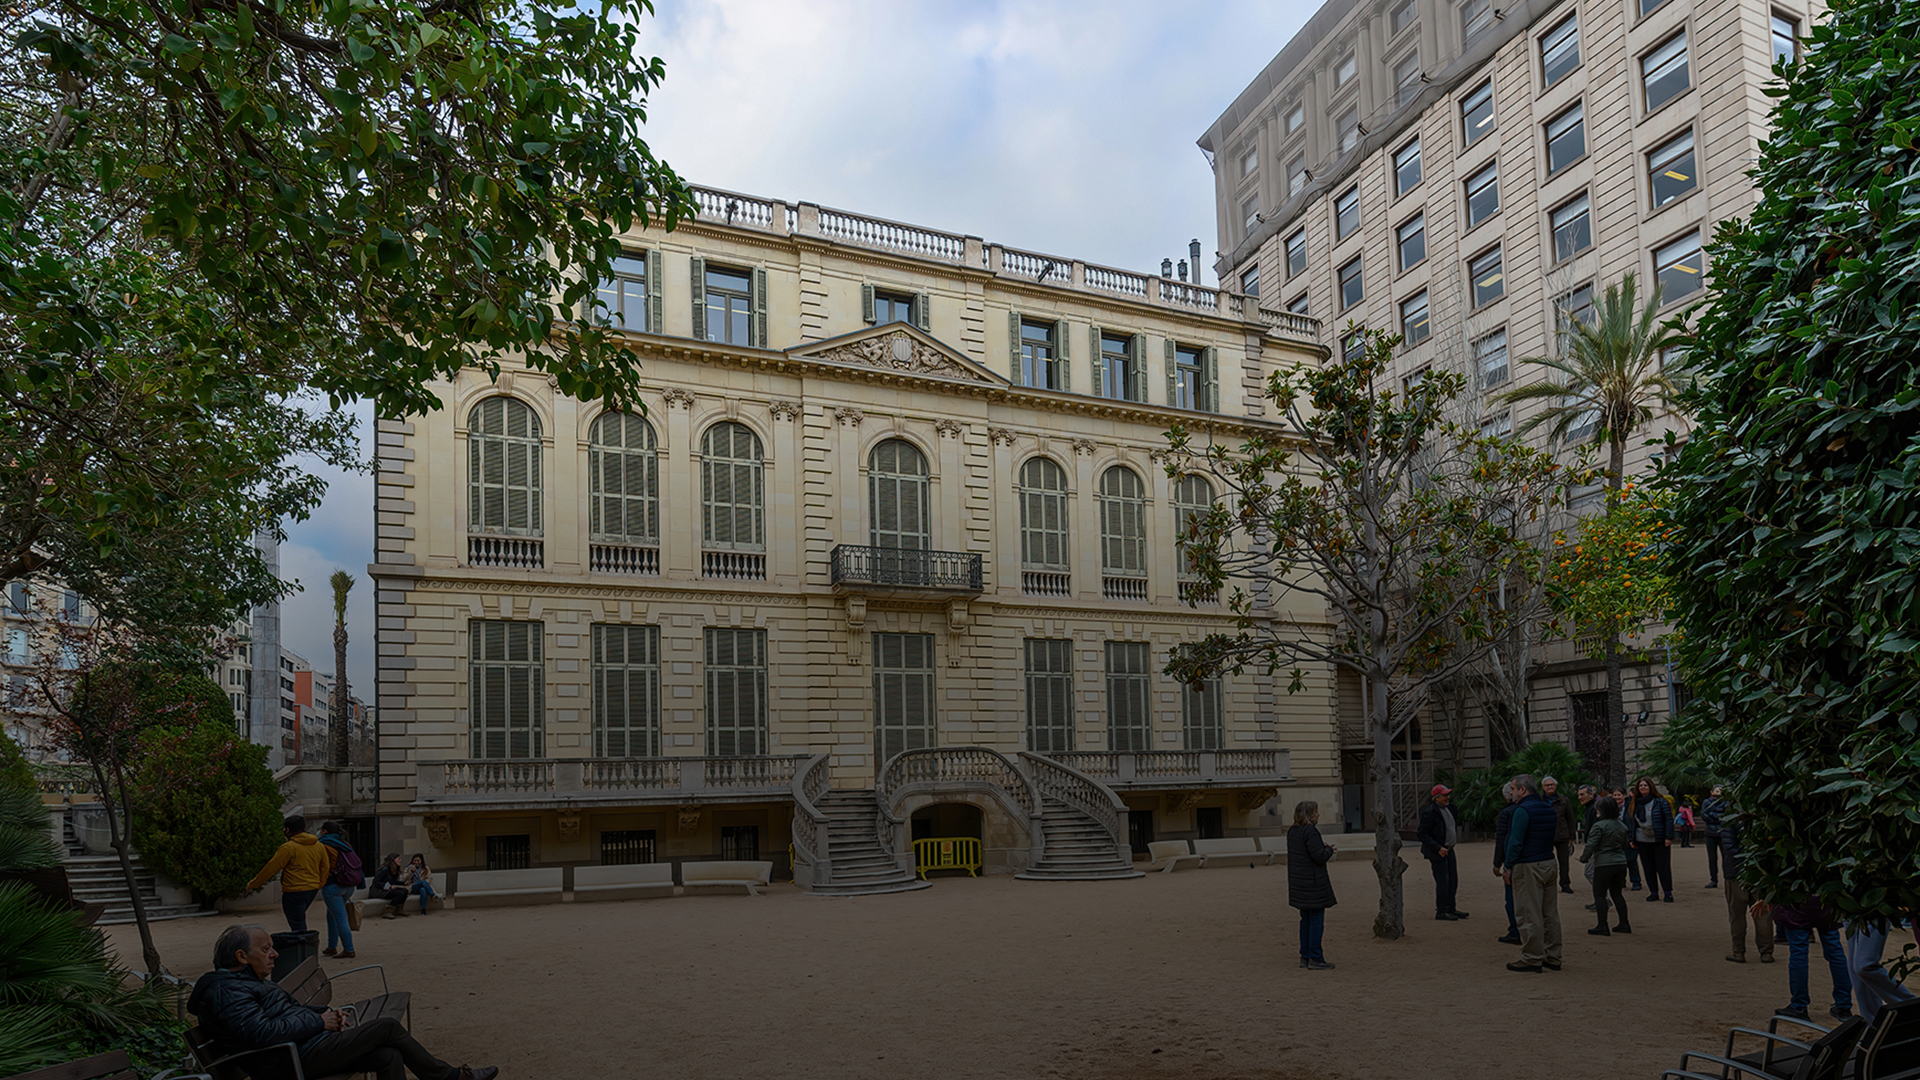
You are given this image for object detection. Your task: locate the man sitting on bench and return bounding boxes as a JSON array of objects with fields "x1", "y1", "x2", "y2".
[{"x1": 189, "y1": 924, "x2": 497, "y2": 1080}]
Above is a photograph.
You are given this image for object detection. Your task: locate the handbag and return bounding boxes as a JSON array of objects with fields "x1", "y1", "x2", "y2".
[{"x1": 346, "y1": 900, "x2": 362, "y2": 932}]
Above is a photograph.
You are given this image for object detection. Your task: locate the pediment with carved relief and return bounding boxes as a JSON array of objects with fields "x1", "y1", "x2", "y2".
[{"x1": 787, "y1": 325, "x2": 1005, "y2": 386}]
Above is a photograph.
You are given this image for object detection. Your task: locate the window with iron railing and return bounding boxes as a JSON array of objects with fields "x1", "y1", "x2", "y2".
[{"x1": 869, "y1": 439, "x2": 930, "y2": 551}]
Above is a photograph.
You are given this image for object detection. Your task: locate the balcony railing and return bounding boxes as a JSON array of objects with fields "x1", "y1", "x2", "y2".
[
  {"x1": 1021, "y1": 571, "x2": 1071, "y2": 597},
  {"x1": 414, "y1": 755, "x2": 809, "y2": 806},
  {"x1": 1177, "y1": 580, "x2": 1220, "y2": 605},
  {"x1": 701, "y1": 550, "x2": 767, "y2": 581},
  {"x1": 830, "y1": 545, "x2": 983, "y2": 593},
  {"x1": 469, "y1": 535, "x2": 544, "y2": 569},
  {"x1": 1038, "y1": 749, "x2": 1291, "y2": 789},
  {"x1": 1102, "y1": 575, "x2": 1148, "y2": 602},
  {"x1": 1257, "y1": 307, "x2": 1324, "y2": 344},
  {"x1": 590, "y1": 543, "x2": 660, "y2": 576}
]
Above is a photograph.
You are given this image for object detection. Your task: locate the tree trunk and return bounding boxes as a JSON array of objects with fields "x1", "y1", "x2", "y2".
[
  {"x1": 1369, "y1": 671, "x2": 1406, "y2": 940},
  {"x1": 329, "y1": 623, "x2": 349, "y2": 768},
  {"x1": 1605, "y1": 641, "x2": 1627, "y2": 789},
  {"x1": 95, "y1": 759, "x2": 161, "y2": 974}
]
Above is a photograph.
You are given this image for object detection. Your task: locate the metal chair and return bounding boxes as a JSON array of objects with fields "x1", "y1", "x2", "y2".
[{"x1": 1663, "y1": 1014, "x2": 1867, "y2": 1080}]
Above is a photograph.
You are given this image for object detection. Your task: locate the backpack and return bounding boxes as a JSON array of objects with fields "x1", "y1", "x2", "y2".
[{"x1": 331, "y1": 846, "x2": 364, "y2": 888}]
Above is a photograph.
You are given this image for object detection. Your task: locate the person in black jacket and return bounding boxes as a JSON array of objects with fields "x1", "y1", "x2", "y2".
[
  {"x1": 1287, "y1": 801, "x2": 1338, "y2": 970},
  {"x1": 1629, "y1": 776, "x2": 1677, "y2": 902},
  {"x1": 189, "y1": 924, "x2": 497, "y2": 1080},
  {"x1": 1701, "y1": 786, "x2": 1729, "y2": 889},
  {"x1": 371, "y1": 855, "x2": 410, "y2": 919},
  {"x1": 1417, "y1": 785, "x2": 1470, "y2": 921},
  {"x1": 1491, "y1": 783, "x2": 1520, "y2": 945}
]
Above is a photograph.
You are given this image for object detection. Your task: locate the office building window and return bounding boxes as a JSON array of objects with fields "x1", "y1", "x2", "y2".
[
  {"x1": 1339, "y1": 256, "x2": 1365, "y2": 310},
  {"x1": 1183, "y1": 676, "x2": 1224, "y2": 751},
  {"x1": 1171, "y1": 343, "x2": 1213, "y2": 411},
  {"x1": 1475, "y1": 327, "x2": 1509, "y2": 389},
  {"x1": 867, "y1": 288, "x2": 915, "y2": 326},
  {"x1": 1470, "y1": 246, "x2": 1505, "y2": 308},
  {"x1": 1338, "y1": 107, "x2": 1360, "y2": 154},
  {"x1": 1465, "y1": 160, "x2": 1500, "y2": 228},
  {"x1": 1649, "y1": 129, "x2": 1697, "y2": 208},
  {"x1": 1771, "y1": 14, "x2": 1798, "y2": 66},
  {"x1": 1106, "y1": 642, "x2": 1153, "y2": 753},
  {"x1": 1391, "y1": 0, "x2": 1417, "y2": 35},
  {"x1": 1286, "y1": 102, "x2": 1305, "y2": 135},
  {"x1": 1287, "y1": 154, "x2": 1309, "y2": 197},
  {"x1": 1639, "y1": 0, "x2": 1667, "y2": 14},
  {"x1": 1557, "y1": 283, "x2": 1597, "y2": 330},
  {"x1": 1540, "y1": 13, "x2": 1581, "y2": 87},
  {"x1": 1096, "y1": 331, "x2": 1142, "y2": 402},
  {"x1": 592, "y1": 623, "x2": 660, "y2": 757},
  {"x1": 1654, "y1": 231, "x2": 1705, "y2": 299},
  {"x1": 1397, "y1": 214, "x2": 1427, "y2": 271},
  {"x1": 1019, "y1": 457, "x2": 1071, "y2": 572},
  {"x1": 1545, "y1": 102, "x2": 1585, "y2": 174},
  {"x1": 698, "y1": 263, "x2": 756, "y2": 346},
  {"x1": 1285, "y1": 229, "x2": 1308, "y2": 277},
  {"x1": 1394, "y1": 137, "x2": 1422, "y2": 197},
  {"x1": 1343, "y1": 330, "x2": 1365, "y2": 362},
  {"x1": 1241, "y1": 194, "x2": 1260, "y2": 233},
  {"x1": 587, "y1": 252, "x2": 652, "y2": 331},
  {"x1": 1394, "y1": 53, "x2": 1422, "y2": 107},
  {"x1": 704, "y1": 627, "x2": 767, "y2": 757},
  {"x1": 1461, "y1": 0, "x2": 1493, "y2": 41},
  {"x1": 1550, "y1": 193, "x2": 1593, "y2": 261},
  {"x1": 1240, "y1": 145, "x2": 1259, "y2": 178},
  {"x1": 1479, "y1": 412, "x2": 1514, "y2": 440},
  {"x1": 468, "y1": 396, "x2": 542, "y2": 537},
  {"x1": 701, "y1": 422, "x2": 765, "y2": 552},
  {"x1": 1024, "y1": 638, "x2": 1074, "y2": 754},
  {"x1": 471, "y1": 620, "x2": 543, "y2": 759},
  {"x1": 1335, "y1": 186, "x2": 1361, "y2": 241},
  {"x1": 1099, "y1": 467, "x2": 1148, "y2": 581},
  {"x1": 1461, "y1": 80, "x2": 1494, "y2": 145},
  {"x1": 1336, "y1": 52, "x2": 1357, "y2": 87},
  {"x1": 1287, "y1": 293, "x2": 1310, "y2": 315},
  {"x1": 869, "y1": 439, "x2": 930, "y2": 550},
  {"x1": 588, "y1": 412, "x2": 658, "y2": 546},
  {"x1": 873, "y1": 632, "x2": 936, "y2": 765},
  {"x1": 1240, "y1": 266, "x2": 1260, "y2": 298},
  {"x1": 1017, "y1": 318, "x2": 1062, "y2": 390},
  {"x1": 1400, "y1": 291, "x2": 1432, "y2": 346},
  {"x1": 1643, "y1": 32, "x2": 1690, "y2": 112}
]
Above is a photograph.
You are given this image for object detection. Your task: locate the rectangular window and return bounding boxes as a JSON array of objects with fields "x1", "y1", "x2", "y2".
[
  {"x1": 589, "y1": 252, "x2": 650, "y2": 331},
  {"x1": 871, "y1": 289, "x2": 915, "y2": 326},
  {"x1": 1336, "y1": 52, "x2": 1357, "y2": 87},
  {"x1": 5, "y1": 582, "x2": 27, "y2": 614},
  {"x1": 1019, "y1": 319, "x2": 1059, "y2": 390},
  {"x1": 1771, "y1": 14, "x2": 1798, "y2": 66},
  {"x1": 4, "y1": 627, "x2": 27, "y2": 666},
  {"x1": 1464, "y1": 160, "x2": 1499, "y2": 228},
  {"x1": 1643, "y1": 32, "x2": 1690, "y2": 112},
  {"x1": 1024, "y1": 638, "x2": 1074, "y2": 755},
  {"x1": 1286, "y1": 103, "x2": 1305, "y2": 135},
  {"x1": 1461, "y1": 0, "x2": 1493, "y2": 41},
  {"x1": 1335, "y1": 186, "x2": 1361, "y2": 241},
  {"x1": 1100, "y1": 333, "x2": 1136, "y2": 400},
  {"x1": 471, "y1": 620, "x2": 544, "y2": 759},
  {"x1": 1105, "y1": 642, "x2": 1152, "y2": 753},
  {"x1": 1558, "y1": 283, "x2": 1597, "y2": 329},
  {"x1": 1648, "y1": 129, "x2": 1697, "y2": 208},
  {"x1": 704, "y1": 627, "x2": 768, "y2": 757},
  {"x1": 1475, "y1": 327, "x2": 1510, "y2": 388},
  {"x1": 592, "y1": 623, "x2": 660, "y2": 757},
  {"x1": 703, "y1": 265, "x2": 753, "y2": 345},
  {"x1": 1285, "y1": 229, "x2": 1307, "y2": 278},
  {"x1": 1287, "y1": 293, "x2": 1310, "y2": 315},
  {"x1": 1545, "y1": 102, "x2": 1585, "y2": 173},
  {"x1": 1394, "y1": 53, "x2": 1422, "y2": 107},
  {"x1": 874, "y1": 632, "x2": 936, "y2": 765},
  {"x1": 1338, "y1": 256, "x2": 1365, "y2": 311},
  {"x1": 1391, "y1": 0, "x2": 1417, "y2": 35},
  {"x1": 1397, "y1": 214, "x2": 1427, "y2": 270},
  {"x1": 1470, "y1": 246, "x2": 1505, "y2": 307},
  {"x1": 1540, "y1": 13, "x2": 1580, "y2": 87},
  {"x1": 1479, "y1": 412, "x2": 1514, "y2": 440},
  {"x1": 1240, "y1": 266, "x2": 1260, "y2": 298},
  {"x1": 485, "y1": 834, "x2": 532, "y2": 871},
  {"x1": 1394, "y1": 137, "x2": 1423, "y2": 197},
  {"x1": 1182, "y1": 677, "x2": 1224, "y2": 751},
  {"x1": 1240, "y1": 145, "x2": 1259, "y2": 178},
  {"x1": 720, "y1": 825, "x2": 760, "y2": 861},
  {"x1": 1174, "y1": 345, "x2": 1206, "y2": 410},
  {"x1": 1337, "y1": 107, "x2": 1360, "y2": 153},
  {"x1": 1287, "y1": 154, "x2": 1308, "y2": 197},
  {"x1": 1241, "y1": 194, "x2": 1260, "y2": 233},
  {"x1": 1343, "y1": 330, "x2": 1365, "y2": 362},
  {"x1": 1639, "y1": 0, "x2": 1667, "y2": 14},
  {"x1": 1461, "y1": 80, "x2": 1494, "y2": 145},
  {"x1": 1400, "y1": 290, "x2": 1432, "y2": 345},
  {"x1": 600, "y1": 829, "x2": 657, "y2": 865},
  {"x1": 1550, "y1": 193, "x2": 1593, "y2": 261},
  {"x1": 1654, "y1": 231, "x2": 1705, "y2": 299}
]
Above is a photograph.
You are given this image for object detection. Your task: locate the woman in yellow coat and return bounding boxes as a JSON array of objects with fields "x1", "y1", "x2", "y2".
[{"x1": 245, "y1": 813, "x2": 336, "y2": 934}]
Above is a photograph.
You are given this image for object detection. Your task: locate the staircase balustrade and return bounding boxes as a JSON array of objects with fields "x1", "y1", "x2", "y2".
[
  {"x1": 788, "y1": 754, "x2": 832, "y2": 888},
  {"x1": 877, "y1": 746, "x2": 1038, "y2": 819},
  {"x1": 1019, "y1": 752, "x2": 1128, "y2": 853}
]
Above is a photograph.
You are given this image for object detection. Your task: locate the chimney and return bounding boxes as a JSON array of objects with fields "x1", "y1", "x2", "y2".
[
  {"x1": 1160, "y1": 258, "x2": 1173, "y2": 278},
  {"x1": 1189, "y1": 239, "x2": 1203, "y2": 284},
  {"x1": 1177, "y1": 260, "x2": 1189, "y2": 282}
]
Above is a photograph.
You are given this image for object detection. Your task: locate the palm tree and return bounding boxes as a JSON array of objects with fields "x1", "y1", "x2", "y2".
[
  {"x1": 328, "y1": 571, "x2": 353, "y2": 769},
  {"x1": 1498, "y1": 272, "x2": 1687, "y2": 787}
]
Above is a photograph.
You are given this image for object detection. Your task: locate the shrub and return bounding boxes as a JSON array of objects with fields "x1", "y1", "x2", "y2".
[
  {"x1": 0, "y1": 884, "x2": 172, "y2": 1074},
  {"x1": 129, "y1": 683, "x2": 282, "y2": 901},
  {"x1": 1440, "y1": 740, "x2": 1598, "y2": 834},
  {"x1": 0, "y1": 791, "x2": 62, "y2": 873},
  {"x1": 0, "y1": 730, "x2": 34, "y2": 796}
]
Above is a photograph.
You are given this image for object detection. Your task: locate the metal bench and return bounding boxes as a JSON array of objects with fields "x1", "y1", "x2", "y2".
[
  {"x1": 1663, "y1": 1014, "x2": 1868, "y2": 1080},
  {"x1": 3, "y1": 1049, "x2": 202, "y2": 1080}
]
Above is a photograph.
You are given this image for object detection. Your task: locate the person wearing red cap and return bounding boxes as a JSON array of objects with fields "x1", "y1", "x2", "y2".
[{"x1": 1417, "y1": 784, "x2": 1470, "y2": 921}]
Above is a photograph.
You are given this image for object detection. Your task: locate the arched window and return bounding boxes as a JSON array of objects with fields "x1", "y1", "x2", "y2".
[
  {"x1": 1099, "y1": 466, "x2": 1147, "y2": 578},
  {"x1": 701, "y1": 422, "x2": 765, "y2": 551},
  {"x1": 1172, "y1": 474, "x2": 1214, "y2": 572},
  {"x1": 1018, "y1": 457, "x2": 1070, "y2": 572},
  {"x1": 588, "y1": 412, "x2": 658, "y2": 546},
  {"x1": 469, "y1": 397, "x2": 542, "y2": 536},
  {"x1": 868, "y1": 439, "x2": 930, "y2": 550}
]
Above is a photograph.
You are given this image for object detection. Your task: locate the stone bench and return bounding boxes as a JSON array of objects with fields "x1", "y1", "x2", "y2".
[
  {"x1": 680, "y1": 860, "x2": 773, "y2": 895},
  {"x1": 572, "y1": 863, "x2": 676, "y2": 902},
  {"x1": 1258, "y1": 835, "x2": 1290, "y2": 864},
  {"x1": 449, "y1": 867, "x2": 563, "y2": 908},
  {"x1": 1146, "y1": 840, "x2": 1207, "y2": 873},
  {"x1": 1194, "y1": 837, "x2": 1266, "y2": 867}
]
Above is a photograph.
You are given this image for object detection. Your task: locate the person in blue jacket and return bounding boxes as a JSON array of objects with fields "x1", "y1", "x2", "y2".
[
  {"x1": 1500, "y1": 773, "x2": 1564, "y2": 973},
  {"x1": 1628, "y1": 777, "x2": 1676, "y2": 902}
]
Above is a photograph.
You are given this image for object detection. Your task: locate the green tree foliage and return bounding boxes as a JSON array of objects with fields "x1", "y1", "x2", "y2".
[
  {"x1": 130, "y1": 690, "x2": 283, "y2": 900},
  {"x1": 1660, "y1": 0, "x2": 1920, "y2": 923},
  {"x1": 1167, "y1": 327, "x2": 1563, "y2": 939},
  {"x1": 0, "y1": 884, "x2": 173, "y2": 1075},
  {"x1": 1637, "y1": 707, "x2": 1721, "y2": 798},
  {"x1": 0, "y1": 790, "x2": 63, "y2": 872},
  {"x1": 1441, "y1": 741, "x2": 1598, "y2": 832},
  {"x1": 0, "y1": 729, "x2": 35, "y2": 796}
]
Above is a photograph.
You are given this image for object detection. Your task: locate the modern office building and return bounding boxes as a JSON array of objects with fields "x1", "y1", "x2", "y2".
[
  {"x1": 1197, "y1": 0, "x2": 1819, "y2": 780},
  {"x1": 368, "y1": 186, "x2": 1335, "y2": 890}
]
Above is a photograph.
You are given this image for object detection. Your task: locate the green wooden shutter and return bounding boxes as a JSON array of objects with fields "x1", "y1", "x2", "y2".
[
  {"x1": 1164, "y1": 339, "x2": 1177, "y2": 406},
  {"x1": 1128, "y1": 334, "x2": 1146, "y2": 403},
  {"x1": 1055, "y1": 320, "x2": 1071, "y2": 392},
  {"x1": 861, "y1": 284, "x2": 876, "y2": 324},
  {"x1": 914, "y1": 292, "x2": 930, "y2": 332},
  {"x1": 689, "y1": 256, "x2": 706, "y2": 341},
  {"x1": 646, "y1": 249, "x2": 663, "y2": 334},
  {"x1": 1088, "y1": 324, "x2": 1105, "y2": 398},
  {"x1": 1201, "y1": 347, "x2": 1219, "y2": 412},
  {"x1": 752, "y1": 267, "x2": 768, "y2": 348},
  {"x1": 1008, "y1": 312, "x2": 1022, "y2": 384}
]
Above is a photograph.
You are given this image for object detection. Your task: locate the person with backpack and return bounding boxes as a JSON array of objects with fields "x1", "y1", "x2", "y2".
[{"x1": 317, "y1": 821, "x2": 362, "y2": 959}]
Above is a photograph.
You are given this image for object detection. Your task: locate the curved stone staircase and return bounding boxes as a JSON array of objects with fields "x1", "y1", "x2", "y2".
[
  {"x1": 1015, "y1": 796, "x2": 1142, "y2": 881},
  {"x1": 807, "y1": 790, "x2": 929, "y2": 896}
]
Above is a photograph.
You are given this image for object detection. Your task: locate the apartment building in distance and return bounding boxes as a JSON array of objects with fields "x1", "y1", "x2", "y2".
[
  {"x1": 369, "y1": 186, "x2": 1336, "y2": 891},
  {"x1": 1198, "y1": 0, "x2": 1820, "y2": 781}
]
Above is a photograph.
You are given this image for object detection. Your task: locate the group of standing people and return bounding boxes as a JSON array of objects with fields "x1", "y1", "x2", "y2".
[{"x1": 247, "y1": 814, "x2": 441, "y2": 961}]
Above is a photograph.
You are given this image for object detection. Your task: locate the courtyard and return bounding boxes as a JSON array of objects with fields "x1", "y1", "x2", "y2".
[{"x1": 112, "y1": 842, "x2": 1788, "y2": 1080}]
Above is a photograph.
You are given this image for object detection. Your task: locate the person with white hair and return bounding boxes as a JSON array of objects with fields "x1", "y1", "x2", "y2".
[
  {"x1": 1501, "y1": 773, "x2": 1564, "y2": 972},
  {"x1": 1491, "y1": 781, "x2": 1521, "y2": 946},
  {"x1": 1542, "y1": 776, "x2": 1577, "y2": 895}
]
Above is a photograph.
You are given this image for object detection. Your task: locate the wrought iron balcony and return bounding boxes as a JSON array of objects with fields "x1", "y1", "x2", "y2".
[{"x1": 830, "y1": 545, "x2": 983, "y2": 595}]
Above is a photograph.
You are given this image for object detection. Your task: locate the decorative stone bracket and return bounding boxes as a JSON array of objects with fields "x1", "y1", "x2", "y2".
[
  {"x1": 1164, "y1": 791, "x2": 1203, "y2": 813},
  {"x1": 557, "y1": 808, "x2": 582, "y2": 838},
  {"x1": 677, "y1": 805, "x2": 703, "y2": 834},
  {"x1": 1237, "y1": 788, "x2": 1280, "y2": 813},
  {"x1": 422, "y1": 813, "x2": 453, "y2": 846}
]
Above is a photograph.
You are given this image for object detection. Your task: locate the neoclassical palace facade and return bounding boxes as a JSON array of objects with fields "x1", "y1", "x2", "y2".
[{"x1": 369, "y1": 187, "x2": 1333, "y2": 891}]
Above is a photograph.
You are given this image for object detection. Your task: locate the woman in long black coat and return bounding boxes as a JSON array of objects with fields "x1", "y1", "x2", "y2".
[{"x1": 1287, "y1": 800, "x2": 1338, "y2": 970}]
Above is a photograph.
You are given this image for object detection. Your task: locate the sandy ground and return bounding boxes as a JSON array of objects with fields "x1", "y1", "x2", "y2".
[{"x1": 109, "y1": 842, "x2": 1805, "y2": 1080}]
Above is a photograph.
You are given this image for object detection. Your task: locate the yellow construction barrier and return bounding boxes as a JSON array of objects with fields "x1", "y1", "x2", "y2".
[{"x1": 913, "y1": 837, "x2": 981, "y2": 879}]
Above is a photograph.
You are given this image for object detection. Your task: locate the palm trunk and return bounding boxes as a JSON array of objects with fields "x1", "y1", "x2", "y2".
[
  {"x1": 329, "y1": 623, "x2": 349, "y2": 768},
  {"x1": 1603, "y1": 434, "x2": 1629, "y2": 789}
]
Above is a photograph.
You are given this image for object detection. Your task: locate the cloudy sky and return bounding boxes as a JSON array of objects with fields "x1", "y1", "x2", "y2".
[{"x1": 282, "y1": 0, "x2": 1319, "y2": 695}]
